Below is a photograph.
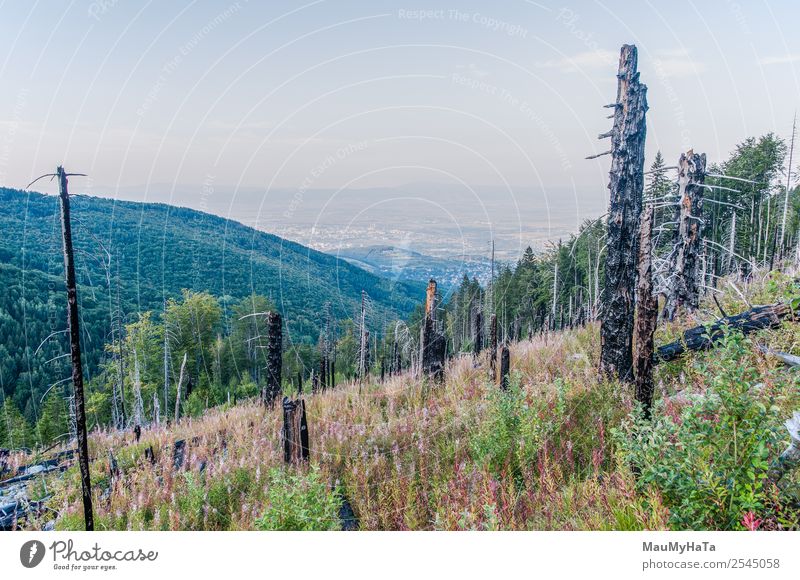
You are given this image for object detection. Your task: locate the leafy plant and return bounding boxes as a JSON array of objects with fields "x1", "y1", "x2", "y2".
[
  {"x1": 616, "y1": 330, "x2": 786, "y2": 529},
  {"x1": 256, "y1": 466, "x2": 342, "y2": 531}
]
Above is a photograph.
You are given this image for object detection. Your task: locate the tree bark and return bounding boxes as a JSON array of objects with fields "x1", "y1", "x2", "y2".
[
  {"x1": 634, "y1": 204, "x2": 658, "y2": 418},
  {"x1": 282, "y1": 397, "x2": 309, "y2": 464},
  {"x1": 473, "y1": 310, "x2": 483, "y2": 360},
  {"x1": 489, "y1": 313, "x2": 498, "y2": 381},
  {"x1": 600, "y1": 44, "x2": 648, "y2": 383},
  {"x1": 264, "y1": 312, "x2": 282, "y2": 405},
  {"x1": 420, "y1": 279, "x2": 445, "y2": 381},
  {"x1": 57, "y1": 166, "x2": 94, "y2": 531},
  {"x1": 664, "y1": 151, "x2": 706, "y2": 320},
  {"x1": 499, "y1": 343, "x2": 510, "y2": 390},
  {"x1": 174, "y1": 352, "x2": 188, "y2": 423}
]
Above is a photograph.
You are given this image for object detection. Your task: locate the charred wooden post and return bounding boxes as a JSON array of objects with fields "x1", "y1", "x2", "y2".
[
  {"x1": 473, "y1": 310, "x2": 483, "y2": 360},
  {"x1": 430, "y1": 330, "x2": 446, "y2": 382},
  {"x1": 57, "y1": 166, "x2": 94, "y2": 531},
  {"x1": 319, "y1": 354, "x2": 327, "y2": 392},
  {"x1": 499, "y1": 344, "x2": 510, "y2": 390},
  {"x1": 184, "y1": 376, "x2": 194, "y2": 401},
  {"x1": 599, "y1": 44, "x2": 648, "y2": 383},
  {"x1": 420, "y1": 279, "x2": 445, "y2": 381},
  {"x1": 634, "y1": 204, "x2": 658, "y2": 419},
  {"x1": 172, "y1": 439, "x2": 186, "y2": 470},
  {"x1": 108, "y1": 450, "x2": 120, "y2": 484},
  {"x1": 282, "y1": 397, "x2": 309, "y2": 464},
  {"x1": 489, "y1": 313, "x2": 498, "y2": 381},
  {"x1": 264, "y1": 312, "x2": 282, "y2": 405},
  {"x1": 663, "y1": 151, "x2": 707, "y2": 320}
]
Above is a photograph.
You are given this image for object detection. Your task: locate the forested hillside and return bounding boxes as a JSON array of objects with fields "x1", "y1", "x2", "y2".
[{"x1": 0, "y1": 187, "x2": 422, "y2": 434}]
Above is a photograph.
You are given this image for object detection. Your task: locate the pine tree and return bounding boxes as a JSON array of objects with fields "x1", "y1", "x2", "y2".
[{"x1": 0, "y1": 399, "x2": 32, "y2": 449}]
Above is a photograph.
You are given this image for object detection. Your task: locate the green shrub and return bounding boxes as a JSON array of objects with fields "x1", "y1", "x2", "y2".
[
  {"x1": 616, "y1": 330, "x2": 786, "y2": 530},
  {"x1": 256, "y1": 466, "x2": 342, "y2": 531},
  {"x1": 470, "y1": 374, "x2": 542, "y2": 486}
]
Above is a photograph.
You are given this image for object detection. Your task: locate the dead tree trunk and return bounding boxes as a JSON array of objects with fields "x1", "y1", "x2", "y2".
[
  {"x1": 392, "y1": 340, "x2": 399, "y2": 375},
  {"x1": 656, "y1": 301, "x2": 798, "y2": 363},
  {"x1": 319, "y1": 353, "x2": 327, "y2": 393},
  {"x1": 473, "y1": 309, "x2": 483, "y2": 360},
  {"x1": 57, "y1": 166, "x2": 94, "y2": 531},
  {"x1": 420, "y1": 279, "x2": 445, "y2": 381},
  {"x1": 663, "y1": 151, "x2": 706, "y2": 320},
  {"x1": 634, "y1": 204, "x2": 658, "y2": 418},
  {"x1": 115, "y1": 270, "x2": 126, "y2": 429},
  {"x1": 489, "y1": 313, "x2": 498, "y2": 381},
  {"x1": 282, "y1": 397, "x2": 309, "y2": 464},
  {"x1": 174, "y1": 352, "x2": 188, "y2": 423},
  {"x1": 499, "y1": 343, "x2": 510, "y2": 390},
  {"x1": 599, "y1": 44, "x2": 648, "y2": 383},
  {"x1": 264, "y1": 312, "x2": 282, "y2": 405},
  {"x1": 358, "y1": 291, "x2": 369, "y2": 380}
]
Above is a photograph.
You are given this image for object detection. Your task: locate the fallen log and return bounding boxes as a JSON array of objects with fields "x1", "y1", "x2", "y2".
[
  {"x1": 656, "y1": 301, "x2": 797, "y2": 364},
  {"x1": 757, "y1": 344, "x2": 800, "y2": 368}
]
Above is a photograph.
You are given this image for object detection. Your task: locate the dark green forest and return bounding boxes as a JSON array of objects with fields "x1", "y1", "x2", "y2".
[{"x1": 0, "y1": 187, "x2": 422, "y2": 444}]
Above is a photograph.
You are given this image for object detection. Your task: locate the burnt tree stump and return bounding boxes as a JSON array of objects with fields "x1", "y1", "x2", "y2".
[
  {"x1": 144, "y1": 445, "x2": 156, "y2": 465},
  {"x1": 172, "y1": 439, "x2": 186, "y2": 470},
  {"x1": 282, "y1": 397, "x2": 309, "y2": 464},
  {"x1": 499, "y1": 344, "x2": 510, "y2": 390},
  {"x1": 420, "y1": 279, "x2": 446, "y2": 381},
  {"x1": 108, "y1": 451, "x2": 120, "y2": 484},
  {"x1": 599, "y1": 44, "x2": 648, "y2": 383}
]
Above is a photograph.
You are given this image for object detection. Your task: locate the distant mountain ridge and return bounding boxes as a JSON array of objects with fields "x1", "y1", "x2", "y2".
[{"x1": 0, "y1": 187, "x2": 423, "y2": 420}]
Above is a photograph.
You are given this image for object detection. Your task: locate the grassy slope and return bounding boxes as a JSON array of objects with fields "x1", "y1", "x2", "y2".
[{"x1": 15, "y1": 269, "x2": 800, "y2": 531}]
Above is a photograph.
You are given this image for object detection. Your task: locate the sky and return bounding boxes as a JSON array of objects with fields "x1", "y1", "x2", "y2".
[{"x1": 1, "y1": 0, "x2": 799, "y2": 252}]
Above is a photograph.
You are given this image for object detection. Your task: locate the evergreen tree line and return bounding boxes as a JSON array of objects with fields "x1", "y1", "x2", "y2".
[{"x1": 444, "y1": 133, "x2": 799, "y2": 350}]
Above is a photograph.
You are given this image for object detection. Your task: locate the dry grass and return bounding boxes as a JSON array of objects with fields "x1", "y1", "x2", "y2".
[{"x1": 20, "y1": 267, "x2": 800, "y2": 530}]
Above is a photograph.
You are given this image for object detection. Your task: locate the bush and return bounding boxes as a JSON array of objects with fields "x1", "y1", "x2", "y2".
[
  {"x1": 256, "y1": 466, "x2": 342, "y2": 531},
  {"x1": 470, "y1": 375, "x2": 541, "y2": 487},
  {"x1": 616, "y1": 330, "x2": 787, "y2": 530}
]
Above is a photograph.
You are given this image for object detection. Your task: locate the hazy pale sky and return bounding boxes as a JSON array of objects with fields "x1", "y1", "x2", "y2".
[{"x1": 1, "y1": 0, "x2": 799, "y2": 221}]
